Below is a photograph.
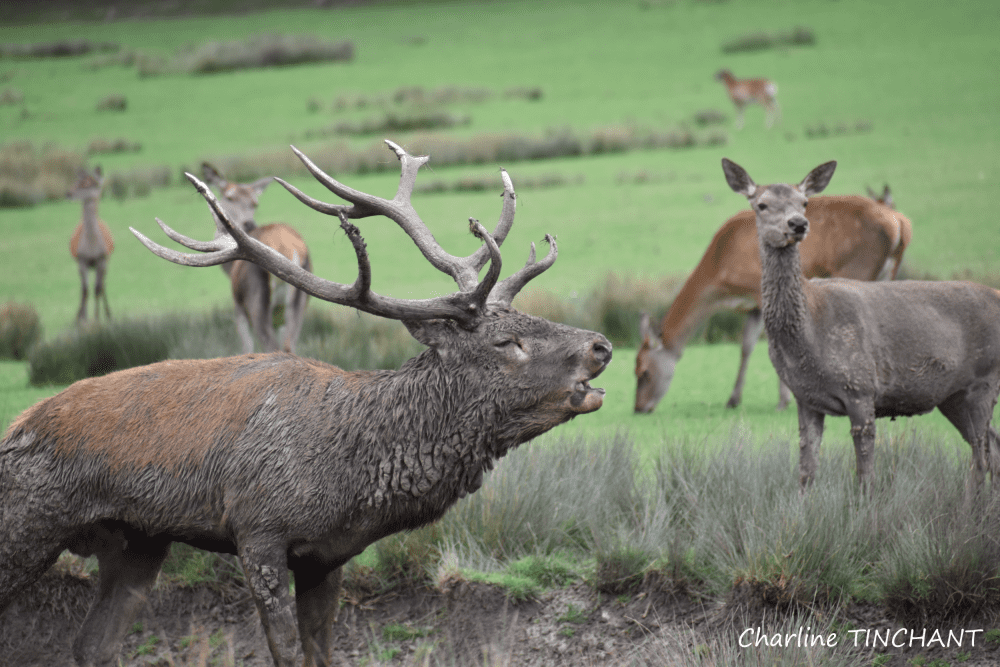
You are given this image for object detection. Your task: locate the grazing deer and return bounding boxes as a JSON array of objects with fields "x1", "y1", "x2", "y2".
[
  {"x1": 635, "y1": 191, "x2": 911, "y2": 413},
  {"x1": 0, "y1": 140, "x2": 611, "y2": 667},
  {"x1": 200, "y1": 163, "x2": 312, "y2": 354},
  {"x1": 721, "y1": 157, "x2": 1000, "y2": 492},
  {"x1": 68, "y1": 165, "x2": 114, "y2": 322},
  {"x1": 714, "y1": 69, "x2": 780, "y2": 129}
]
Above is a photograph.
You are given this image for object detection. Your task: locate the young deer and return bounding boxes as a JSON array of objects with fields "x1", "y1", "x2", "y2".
[
  {"x1": 0, "y1": 141, "x2": 611, "y2": 667},
  {"x1": 722, "y1": 158, "x2": 1000, "y2": 492},
  {"x1": 67, "y1": 166, "x2": 114, "y2": 322},
  {"x1": 635, "y1": 190, "x2": 911, "y2": 413},
  {"x1": 714, "y1": 69, "x2": 781, "y2": 129},
  {"x1": 201, "y1": 163, "x2": 311, "y2": 354}
]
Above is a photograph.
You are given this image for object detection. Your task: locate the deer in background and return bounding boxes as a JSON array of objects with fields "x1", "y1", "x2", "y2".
[
  {"x1": 722, "y1": 157, "x2": 1000, "y2": 492},
  {"x1": 714, "y1": 69, "x2": 781, "y2": 129},
  {"x1": 0, "y1": 140, "x2": 611, "y2": 667},
  {"x1": 635, "y1": 189, "x2": 911, "y2": 413},
  {"x1": 68, "y1": 165, "x2": 114, "y2": 322},
  {"x1": 201, "y1": 163, "x2": 311, "y2": 354}
]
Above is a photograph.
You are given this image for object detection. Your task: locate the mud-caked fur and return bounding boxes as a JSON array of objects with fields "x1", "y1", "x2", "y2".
[
  {"x1": 0, "y1": 304, "x2": 610, "y2": 667},
  {"x1": 721, "y1": 158, "x2": 1000, "y2": 493}
]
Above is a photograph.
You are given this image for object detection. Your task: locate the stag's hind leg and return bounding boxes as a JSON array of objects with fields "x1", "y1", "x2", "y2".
[
  {"x1": 72, "y1": 527, "x2": 171, "y2": 667},
  {"x1": 293, "y1": 562, "x2": 342, "y2": 667}
]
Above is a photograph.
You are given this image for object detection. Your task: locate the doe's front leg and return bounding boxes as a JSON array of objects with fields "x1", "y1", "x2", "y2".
[{"x1": 797, "y1": 402, "x2": 825, "y2": 492}]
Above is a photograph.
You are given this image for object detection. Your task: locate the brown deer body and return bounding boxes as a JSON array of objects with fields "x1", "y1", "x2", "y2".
[
  {"x1": 201, "y1": 163, "x2": 311, "y2": 354},
  {"x1": 68, "y1": 166, "x2": 114, "y2": 322},
  {"x1": 0, "y1": 141, "x2": 611, "y2": 667},
  {"x1": 721, "y1": 158, "x2": 1000, "y2": 491},
  {"x1": 635, "y1": 194, "x2": 911, "y2": 412},
  {"x1": 714, "y1": 69, "x2": 780, "y2": 129}
]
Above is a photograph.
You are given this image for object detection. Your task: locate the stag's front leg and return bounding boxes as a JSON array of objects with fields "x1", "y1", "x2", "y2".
[
  {"x1": 239, "y1": 538, "x2": 300, "y2": 667},
  {"x1": 293, "y1": 563, "x2": 342, "y2": 667},
  {"x1": 797, "y1": 402, "x2": 825, "y2": 492}
]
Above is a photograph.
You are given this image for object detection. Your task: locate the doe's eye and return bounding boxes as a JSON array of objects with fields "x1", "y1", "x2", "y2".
[{"x1": 757, "y1": 202, "x2": 768, "y2": 211}]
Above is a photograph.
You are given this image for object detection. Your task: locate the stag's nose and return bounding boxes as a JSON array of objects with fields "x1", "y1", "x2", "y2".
[
  {"x1": 788, "y1": 217, "x2": 808, "y2": 236},
  {"x1": 591, "y1": 336, "x2": 613, "y2": 368}
]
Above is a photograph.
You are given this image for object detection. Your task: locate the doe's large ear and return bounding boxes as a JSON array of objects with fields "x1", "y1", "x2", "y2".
[
  {"x1": 250, "y1": 176, "x2": 275, "y2": 196},
  {"x1": 799, "y1": 161, "x2": 836, "y2": 197},
  {"x1": 721, "y1": 158, "x2": 757, "y2": 198},
  {"x1": 201, "y1": 162, "x2": 226, "y2": 188}
]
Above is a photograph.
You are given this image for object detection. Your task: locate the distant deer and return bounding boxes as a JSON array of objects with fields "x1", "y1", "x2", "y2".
[
  {"x1": 67, "y1": 165, "x2": 114, "y2": 322},
  {"x1": 721, "y1": 157, "x2": 1000, "y2": 492},
  {"x1": 0, "y1": 140, "x2": 611, "y2": 667},
  {"x1": 201, "y1": 163, "x2": 311, "y2": 354},
  {"x1": 714, "y1": 69, "x2": 780, "y2": 129},
  {"x1": 635, "y1": 190, "x2": 911, "y2": 413}
]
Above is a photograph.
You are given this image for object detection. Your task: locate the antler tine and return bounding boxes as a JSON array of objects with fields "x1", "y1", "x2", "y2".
[
  {"x1": 467, "y1": 218, "x2": 503, "y2": 309},
  {"x1": 130, "y1": 220, "x2": 241, "y2": 268},
  {"x1": 468, "y1": 168, "x2": 517, "y2": 273},
  {"x1": 134, "y1": 165, "x2": 490, "y2": 325},
  {"x1": 283, "y1": 142, "x2": 507, "y2": 293},
  {"x1": 489, "y1": 234, "x2": 558, "y2": 305}
]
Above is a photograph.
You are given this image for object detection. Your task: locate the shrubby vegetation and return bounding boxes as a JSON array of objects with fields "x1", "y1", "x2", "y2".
[
  {"x1": 0, "y1": 302, "x2": 41, "y2": 360},
  {"x1": 721, "y1": 26, "x2": 816, "y2": 54}
]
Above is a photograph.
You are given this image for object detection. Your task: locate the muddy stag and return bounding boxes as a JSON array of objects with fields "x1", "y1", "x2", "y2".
[
  {"x1": 635, "y1": 191, "x2": 911, "y2": 413},
  {"x1": 68, "y1": 165, "x2": 114, "y2": 322},
  {"x1": 0, "y1": 140, "x2": 611, "y2": 667},
  {"x1": 714, "y1": 69, "x2": 780, "y2": 129},
  {"x1": 201, "y1": 163, "x2": 311, "y2": 354},
  {"x1": 721, "y1": 157, "x2": 1000, "y2": 491}
]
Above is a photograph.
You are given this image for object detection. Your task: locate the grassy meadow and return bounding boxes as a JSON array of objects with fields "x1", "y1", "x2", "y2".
[{"x1": 2, "y1": 0, "x2": 1000, "y2": 662}]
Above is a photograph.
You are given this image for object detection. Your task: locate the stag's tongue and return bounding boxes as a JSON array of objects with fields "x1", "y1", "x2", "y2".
[{"x1": 570, "y1": 380, "x2": 605, "y2": 413}]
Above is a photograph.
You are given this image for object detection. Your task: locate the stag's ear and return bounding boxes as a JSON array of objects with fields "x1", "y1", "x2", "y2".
[
  {"x1": 800, "y1": 161, "x2": 836, "y2": 197},
  {"x1": 404, "y1": 319, "x2": 458, "y2": 350},
  {"x1": 722, "y1": 158, "x2": 757, "y2": 197}
]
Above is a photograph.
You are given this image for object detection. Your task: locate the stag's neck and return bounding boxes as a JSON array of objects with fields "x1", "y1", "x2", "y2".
[
  {"x1": 759, "y1": 241, "x2": 813, "y2": 355},
  {"x1": 334, "y1": 352, "x2": 519, "y2": 526}
]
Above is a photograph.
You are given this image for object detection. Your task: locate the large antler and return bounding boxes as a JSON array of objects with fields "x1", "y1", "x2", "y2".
[{"x1": 131, "y1": 141, "x2": 554, "y2": 326}]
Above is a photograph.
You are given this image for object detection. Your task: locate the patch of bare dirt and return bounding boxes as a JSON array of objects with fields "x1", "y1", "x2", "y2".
[{"x1": 3, "y1": 569, "x2": 1000, "y2": 666}]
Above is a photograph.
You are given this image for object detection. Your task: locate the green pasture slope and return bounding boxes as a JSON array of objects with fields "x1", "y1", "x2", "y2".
[{"x1": 1, "y1": 0, "x2": 998, "y2": 457}]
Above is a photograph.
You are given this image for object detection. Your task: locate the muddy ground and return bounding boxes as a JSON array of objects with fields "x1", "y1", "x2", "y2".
[{"x1": 2, "y1": 568, "x2": 999, "y2": 666}]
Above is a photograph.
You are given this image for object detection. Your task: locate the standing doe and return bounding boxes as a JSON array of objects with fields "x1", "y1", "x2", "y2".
[
  {"x1": 201, "y1": 163, "x2": 311, "y2": 354},
  {"x1": 714, "y1": 69, "x2": 781, "y2": 129},
  {"x1": 721, "y1": 157, "x2": 1000, "y2": 492},
  {"x1": 68, "y1": 165, "x2": 114, "y2": 322},
  {"x1": 635, "y1": 189, "x2": 911, "y2": 413},
  {"x1": 0, "y1": 140, "x2": 611, "y2": 667}
]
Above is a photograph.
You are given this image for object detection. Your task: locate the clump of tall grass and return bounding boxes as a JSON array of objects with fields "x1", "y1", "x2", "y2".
[
  {"x1": 95, "y1": 93, "x2": 127, "y2": 112},
  {"x1": 137, "y1": 33, "x2": 353, "y2": 76},
  {"x1": 0, "y1": 87, "x2": 23, "y2": 105},
  {"x1": 721, "y1": 26, "x2": 816, "y2": 53},
  {"x1": 304, "y1": 109, "x2": 470, "y2": 139},
  {"x1": 321, "y1": 84, "x2": 540, "y2": 113},
  {"x1": 199, "y1": 123, "x2": 727, "y2": 183},
  {"x1": 804, "y1": 119, "x2": 874, "y2": 139},
  {"x1": 415, "y1": 171, "x2": 580, "y2": 196},
  {"x1": 104, "y1": 164, "x2": 171, "y2": 200},
  {"x1": 87, "y1": 137, "x2": 142, "y2": 155},
  {"x1": 0, "y1": 39, "x2": 120, "y2": 59},
  {"x1": 0, "y1": 301, "x2": 42, "y2": 360},
  {"x1": 0, "y1": 140, "x2": 86, "y2": 207}
]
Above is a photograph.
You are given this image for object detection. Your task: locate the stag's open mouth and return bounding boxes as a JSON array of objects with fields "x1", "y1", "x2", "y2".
[{"x1": 569, "y1": 372, "x2": 607, "y2": 413}]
